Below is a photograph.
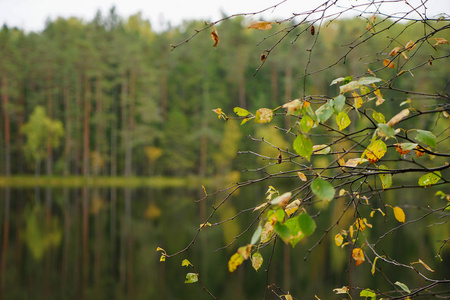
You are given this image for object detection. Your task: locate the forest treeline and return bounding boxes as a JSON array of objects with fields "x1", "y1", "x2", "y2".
[{"x1": 0, "y1": 8, "x2": 448, "y2": 179}]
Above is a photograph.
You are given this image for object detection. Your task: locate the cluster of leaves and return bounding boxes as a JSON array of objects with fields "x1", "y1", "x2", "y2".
[{"x1": 159, "y1": 1, "x2": 450, "y2": 299}]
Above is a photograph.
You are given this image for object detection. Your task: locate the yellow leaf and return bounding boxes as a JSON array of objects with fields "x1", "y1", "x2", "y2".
[
  {"x1": 389, "y1": 46, "x2": 402, "y2": 56},
  {"x1": 352, "y1": 92, "x2": 363, "y2": 108},
  {"x1": 363, "y1": 140, "x2": 387, "y2": 164},
  {"x1": 352, "y1": 248, "x2": 365, "y2": 266},
  {"x1": 387, "y1": 109, "x2": 410, "y2": 127},
  {"x1": 345, "y1": 158, "x2": 368, "y2": 167},
  {"x1": 405, "y1": 40, "x2": 416, "y2": 51},
  {"x1": 393, "y1": 206, "x2": 405, "y2": 223},
  {"x1": 335, "y1": 233, "x2": 344, "y2": 246},
  {"x1": 238, "y1": 244, "x2": 252, "y2": 260},
  {"x1": 283, "y1": 295, "x2": 293, "y2": 300},
  {"x1": 411, "y1": 259, "x2": 435, "y2": 272},
  {"x1": 212, "y1": 108, "x2": 223, "y2": 115},
  {"x1": 383, "y1": 59, "x2": 395, "y2": 68},
  {"x1": 248, "y1": 21, "x2": 273, "y2": 30},
  {"x1": 339, "y1": 189, "x2": 346, "y2": 196},
  {"x1": 401, "y1": 51, "x2": 408, "y2": 60},
  {"x1": 251, "y1": 252, "x2": 263, "y2": 271},
  {"x1": 228, "y1": 252, "x2": 244, "y2": 273},
  {"x1": 210, "y1": 27, "x2": 219, "y2": 47},
  {"x1": 297, "y1": 172, "x2": 307, "y2": 181},
  {"x1": 285, "y1": 199, "x2": 301, "y2": 217},
  {"x1": 372, "y1": 256, "x2": 380, "y2": 275},
  {"x1": 355, "y1": 218, "x2": 366, "y2": 231},
  {"x1": 373, "y1": 86, "x2": 385, "y2": 106},
  {"x1": 253, "y1": 202, "x2": 269, "y2": 212},
  {"x1": 349, "y1": 225, "x2": 354, "y2": 238},
  {"x1": 333, "y1": 286, "x2": 349, "y2": 294},
  {"x1": 432, "y1": 37, "x2": 449, "y2": 46}
]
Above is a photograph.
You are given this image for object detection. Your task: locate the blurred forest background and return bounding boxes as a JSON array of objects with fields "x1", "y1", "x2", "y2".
[{"x1": 0, "y1": 7, "x2": 449, "y2": 300}]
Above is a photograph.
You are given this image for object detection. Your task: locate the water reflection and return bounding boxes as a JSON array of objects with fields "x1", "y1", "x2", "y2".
[{"x1": 0, "y1": 186, "x2": 202, "y2": 300}]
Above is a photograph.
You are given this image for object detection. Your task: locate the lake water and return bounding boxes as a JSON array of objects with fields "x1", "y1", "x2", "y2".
[{"x1": 1, "y1": 183, "x2": 449, "y2": 299}]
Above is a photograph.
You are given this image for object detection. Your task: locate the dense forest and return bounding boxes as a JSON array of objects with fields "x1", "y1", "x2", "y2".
[
  {"x1": 1, "y1": 8, "x2": 448, "y2": 181},
  {"x1": 0, "y1": 4, "x2": 449, "y2": 300}
]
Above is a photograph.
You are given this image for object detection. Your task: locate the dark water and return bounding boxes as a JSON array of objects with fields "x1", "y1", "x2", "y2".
[{"x1": 1, "y1": 184, "x2": 449, "y2": 299}]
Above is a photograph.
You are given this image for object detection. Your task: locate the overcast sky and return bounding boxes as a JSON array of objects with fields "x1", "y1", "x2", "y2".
[{"x1": 1, "y1": 0, "x2": 449, "y2": 32}]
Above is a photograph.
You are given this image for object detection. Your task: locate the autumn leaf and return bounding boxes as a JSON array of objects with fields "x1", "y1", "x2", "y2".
[
  {"x1": 392, "y1": 206, "x2": 405, "y2": 223},
  {"x1": 261, "y1": 221, "x2": 274, "y2": 243},
  {"x1": 248, "y1": 21, "x2": 273, "y2": 30},
  {"x1": 228, "y1": 252, "x2": 244, "y2": 273},
  {"x1": 418, "y1": 171, "x2": 441, "y2": 187},
  {"x1": 405, "y1": 40, "x2": 416, "y2": 51},
  {"x1": 345, "y1": 158, "x2": 368, "y2": 167},
  {"x1": 335, "y1": 233, "x2": 344, "y2": 246},
  {"x1": 211, "y1": 27, "x2": 219, "y2": 47},
  {"x1": 270, "y1": 192, "x2": 292, "y2": 208},
  {"x1": 282, "y1": 99, "x2": 303, "y2": 115},
  {"x1": 285, "y1": 199, "x2": 301, "y2": 217},
  {"x1": 310, "y1": 25, "x2": 315, "y2": 35},
  {"x1": 182, "y1": 259, "x2": 192, "y2": 267},
  {"x1": 336, "y1": 111, "x2": 351, "y2": 131},
  {"x1": 389, "y1": 46, "x2": 402, "y2": 56},
  {"x1": 185, "y1": 273, "x2": 198, "y2": 283},
  {"x1": 352, "y1": 248, "x2": 365, "y2": 266},
  {"x1": 312, "y1": 144, "x2": 331, "y2": 155},
  {"x1": 363, "y1": 139, "x2": 387, "y2": 163},
  {"x1": 251, "y1": 252, "x2": 263, "y2": 271},
  {"x1": 373, "y1": 86, "x2": 385, "y2": 106},
  {"x1": 297, "y1": 172, "x2": 307, "y2": 181},
  {"x1": 333, "y1": 286, "x2": 349, "y2": 294},
  {"x1": 254, "y1": 108, "x2": 273, "y2": 123},
  {"x1": 387, "y1": 108, "x2": 410, "y2": 127},
  {"x1": 383, "y1": 59, "x2": 395, "y2": 68},
  {"x1": 237, "y1": 244, "x2": 252, "y2": 260},
  {"x1": 411, "y1": 259, "x2": 435, "y2": 273},
  {"x1": 432, "y1": 37, "x2": 449, "y2": 46}
]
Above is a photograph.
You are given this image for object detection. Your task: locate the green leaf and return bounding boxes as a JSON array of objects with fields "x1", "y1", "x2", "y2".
[
  {"x1": 357, "y1": 77, "x2": 382, "y2": 86},
  {"x1": 415, "y1": 130, "x2": 437, "y2": 148},
  {"x1": 332, "y1": 95, "x2": 346, "y2": 113},
  {"x1": 359, "y1": 85, "x2": 371, "y2": 95},
  {"x1": 185, "y1": 273, "x2": 199, "y2": 283},
  {"x1": 293, "y1": 134, "x2": 313, "y2": 161},
  {"x1": 273, "y1": 222, "x2": 291, "y2": 244},
  {"x1": 378, "y1": 165, "x2": 392, "y2": 189},
  {"x1": 418, "y1": 171, "x2": 441, "y2": 187},
  {"x1": 234, "y1": 107, "x2": 251, "y2": 117},
  {"x1": 311, "y1": 178, "x2": 335, "y2": 201},
  {"x1": 377, "y1": 123, "x2": 396, "y2": 139},
  {"x1": 343, "y1": 75, "x2": 353, "y2": 84},
  {"x1": 394, "y1": 281, "x2": 411, "y2": 294},
  {"x1": 303, "y1": 104, "x2": 318, "y2": 124},
  {"x1": 298, "y1": 213, "x2": 316, "y2": 236},
  {"x1": 372, "y1": 111, "x2": 386, "y2": 124},
  {"x1": 284, "y1": 216, "x2": 303, "y2": 247},
  {"x1": 268, "y1": 208, "x2": 285, "y2": 223},
  {"x1": 251, "y1": 225, "x2": 263, "y2": 245},
  {"x1": 336, "y1": 111, "x2": 351, "y2": 131},
  {"x1": 181, "y1": 259, "x2": 192, "y2": 267},
  {"x1": 360, "y1": 288, "x2": 376, "y2": 300},
  {"x1": 300, "y1": 115, "x2": 314, "y2": 133},
  {"x1": 316, "y1": 101, "x2": 334, "y2": 123}
]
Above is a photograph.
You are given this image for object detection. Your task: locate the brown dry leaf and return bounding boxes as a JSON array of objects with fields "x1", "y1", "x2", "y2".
[
  {"x1": 383, "y1": 59, "x2": 395, "y2": 68},
  {"x1": 432, "y1": 37, "x2": 449, "y2": 46},
  {"x1": 260, "y1": 53, "x2": 266, "y2": 61},
  {"x1": 414, "y1": 259, "x2": 435, "y2": 272},
  {"x1": 387, "y1": 108, "x2": 410, "y2": 127},
  {"x1": 253, "y1": 202, "x2": 269, "y2": 212},
  {"x1": 248, "y1": 21, "x2": 273, "y2": 30},
  {"x1": 285, "y1": 199, "x2": 301, "y2": 217},
  {"x1": 352, "y1": 248, "x2": 365, "y2": 266},
  {"x1": 237, "y1": 244, "x2": 252, "y2": 260},
  {"x1": 297, "y1": 172, "x2": 307, "y2": 181},
  {"x1": 211, "y1": 27, "x2": 219, "y2": 47},
  {"x1": 310, "y1": 25, "x2": 315, "y2": 35},
  {"x1": 389, "y1": 47, "x2": 402, "y2": 56},
  {"x1": 401, "y1": 52, "x2": 408, "y2": 60},
  {"x1": 405, "y1": 40, "x2": 416, "y2": 51},
  {"x1": 282, "y1": 99, "x2": 303, "y2": 115}
]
